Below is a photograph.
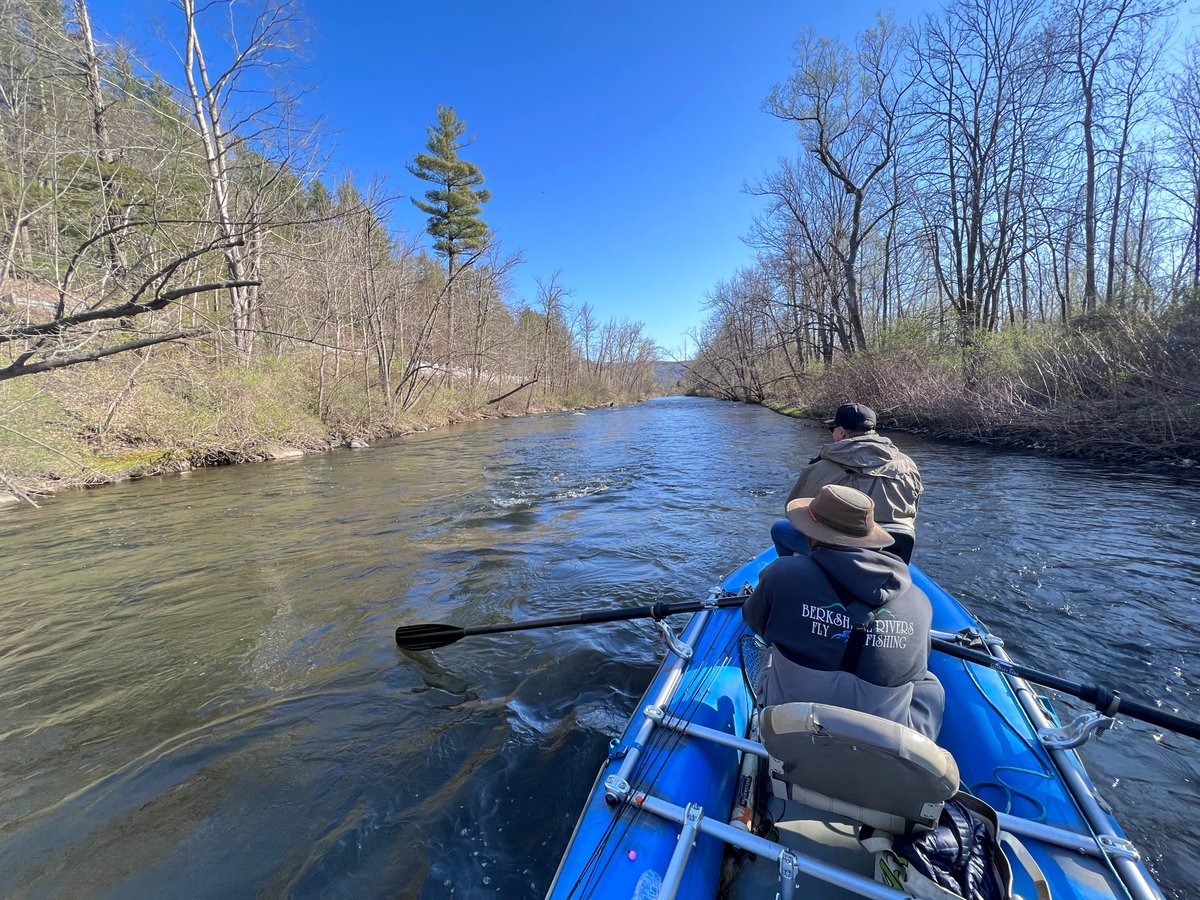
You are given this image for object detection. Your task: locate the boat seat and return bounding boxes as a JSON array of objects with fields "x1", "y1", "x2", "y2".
[{"x1": 759, "y1": 702, "x2": 959, "y2": 835}]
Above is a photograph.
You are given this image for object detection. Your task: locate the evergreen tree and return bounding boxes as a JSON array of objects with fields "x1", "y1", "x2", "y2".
[
  {"x1": 408, "y1": 105, "x2": 491, "y2": 278},
  {"x1": 408, "y1": 106, "x2": 491, "y2": 378}
]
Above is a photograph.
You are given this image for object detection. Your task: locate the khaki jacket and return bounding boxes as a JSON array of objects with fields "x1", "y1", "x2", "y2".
[{"x1": 786, "y1": 433, "x2": 923, "y2": 538}]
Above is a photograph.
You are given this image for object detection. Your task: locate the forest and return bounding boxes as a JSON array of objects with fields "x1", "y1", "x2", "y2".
[
  {"x1": 685, "y1": 0, "x2": 1200, "y2": 465},
  {"x1": 5, "y1": 0, "x2": 1199, "y2": 509},
  {"x1": 0, "y1": 0, "x2": 661, "y2": 503}
]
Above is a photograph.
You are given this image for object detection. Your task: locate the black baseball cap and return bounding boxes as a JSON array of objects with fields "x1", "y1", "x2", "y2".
[{"x1": 823, "y1": 403, "x2": 877, "y2": 431}]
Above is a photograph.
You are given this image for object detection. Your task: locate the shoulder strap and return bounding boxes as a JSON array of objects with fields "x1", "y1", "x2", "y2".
[
  {"x1": 823, "y1": 575, "x2": 880, "y2": 674},
  {"x1": 839, "y1": 610, "x2": 879, "y2": 673}
]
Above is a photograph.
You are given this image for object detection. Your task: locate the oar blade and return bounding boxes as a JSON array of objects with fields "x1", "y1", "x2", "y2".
[{"x1": 395, "y1": 623, "x2": 466, "y2": 651}]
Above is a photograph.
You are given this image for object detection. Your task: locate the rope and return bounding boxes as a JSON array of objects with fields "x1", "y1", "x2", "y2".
[{"x1": 955, "y1": 647, "x2": 1054, "y2": 820}]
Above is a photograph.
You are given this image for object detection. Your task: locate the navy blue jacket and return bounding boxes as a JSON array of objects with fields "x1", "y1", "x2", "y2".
[{"x1": 742, "y1": 546, "x2": 944, "y2": 739}]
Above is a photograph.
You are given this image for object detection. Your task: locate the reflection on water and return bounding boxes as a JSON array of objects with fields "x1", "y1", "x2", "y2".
[{"x1": 0, "y1": 397, "x2": 1196, "y2": 898}]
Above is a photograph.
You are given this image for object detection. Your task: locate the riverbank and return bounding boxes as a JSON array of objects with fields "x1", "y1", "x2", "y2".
[
  {"x1": 760, "y1": 388, "x2": 1200, "y2": 471},
  {"x1": 703, "y1": 309, "x2": 1200, "y2": 468},
  {"x1": 0, "y1": 352, "x2": 648, "y2": 508},
  {"x1": 684, "y1": 302, "x2": 1200, "y2": 469},
  {"x1": 759, "y1": 387, "x2": 1198, "y2": 468}
]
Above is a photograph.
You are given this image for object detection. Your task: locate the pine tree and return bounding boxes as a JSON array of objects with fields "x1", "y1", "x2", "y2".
[
  {"x1": 408, "y1": 105, "x2": 491, "y2": 274},
  {"x1": 408, "y1": 106, "x2": 491, "y2": 377}
]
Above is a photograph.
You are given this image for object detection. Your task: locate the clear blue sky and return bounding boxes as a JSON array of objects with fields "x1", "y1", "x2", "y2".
[{"x1": 99, "y1": 1, "x2": 930, "y2": 354}]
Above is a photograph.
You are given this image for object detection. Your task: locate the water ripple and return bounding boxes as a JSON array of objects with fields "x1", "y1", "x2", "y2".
[{"x1": 0, "y1": 398, "x2": 1196, "y2": 897}]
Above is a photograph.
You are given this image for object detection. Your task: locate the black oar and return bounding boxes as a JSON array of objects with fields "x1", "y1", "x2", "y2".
[
  {"x1": 395, "y1": 595, "x2": 750, "y2": 651},
  {"x1": 932, "y1": 637, "x2": 1200, "y2": 740},
  {"x1": 395, "y1": 596, "x2": 1200, "y2": 740}
]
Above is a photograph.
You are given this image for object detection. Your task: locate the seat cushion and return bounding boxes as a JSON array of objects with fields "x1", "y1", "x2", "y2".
[{"x1": 760, "y1": 702, "x2": 959, "y2": 828}]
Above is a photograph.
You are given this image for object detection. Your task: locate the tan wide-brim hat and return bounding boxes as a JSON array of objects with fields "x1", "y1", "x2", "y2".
[{"x1": 786, "y1": 484, "x2": 893, "y2": 549}]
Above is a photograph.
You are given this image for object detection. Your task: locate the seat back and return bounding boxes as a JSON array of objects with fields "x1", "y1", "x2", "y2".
[{"x1": 759, "y1": 702, "x2": 959, "y2": 833}]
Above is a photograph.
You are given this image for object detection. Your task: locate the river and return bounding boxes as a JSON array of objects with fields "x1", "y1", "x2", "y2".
[{"x1": 0, "y1": 396, "x2": 1196, "y2": 898}]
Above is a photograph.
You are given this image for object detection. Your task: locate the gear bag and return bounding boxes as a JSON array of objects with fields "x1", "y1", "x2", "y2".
[{"x1": 863, "y1": 791, "x2": 1050, "y2": 900}]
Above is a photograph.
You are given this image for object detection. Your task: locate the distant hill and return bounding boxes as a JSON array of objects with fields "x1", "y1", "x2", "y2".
[{"x1": 654, "y1": 360, "x2": 688, "y2": 391}]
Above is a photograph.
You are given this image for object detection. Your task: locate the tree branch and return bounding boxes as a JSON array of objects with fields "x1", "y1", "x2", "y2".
[
  {"x1": 0, "y1": 281, "x2": 259, "y2": 343},
  {"x1": 487, "y1": 378, "x2": 538, "y2": 405},
  {"x1": 0, "y1": 330, "x2": 208, "y2": 381}
]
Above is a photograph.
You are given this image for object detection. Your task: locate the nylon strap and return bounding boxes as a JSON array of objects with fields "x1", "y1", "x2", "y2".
[
  {"x1": 822, "y1": 575, "x2": 880, "y2": 675},
  {"x1": 840, "y1": 611, "x2": 878, "y2": 673}
]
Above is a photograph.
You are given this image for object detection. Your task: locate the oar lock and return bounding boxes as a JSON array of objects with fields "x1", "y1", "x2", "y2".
[
  {"x1": 655, "y1": 619, "x2": 694, "y2": 660},
  {"x1": 650, "y1": 586, "x2": 754, "y2": 659},
  {"x1": 956, "y1": 627, "x2": 990, "y2": 649},
  {"x1": 603, "y1": 774, "x2": 631, "y2": 806},
  {"x1": 1038, "y1": 711, "x2": 1117, "y2": 749}
]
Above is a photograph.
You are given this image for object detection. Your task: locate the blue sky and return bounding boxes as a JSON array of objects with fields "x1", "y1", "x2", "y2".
[{"x1": 99, "y1": 1, "x2": 931, "y2": 354}]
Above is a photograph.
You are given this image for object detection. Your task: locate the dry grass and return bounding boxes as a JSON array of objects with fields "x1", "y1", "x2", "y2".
[
  {"x1": 0, "y1": 347, "x2": 630, "y2": 503},
  {"x1": 769, "y1": 310, "x2": 1200, "y2": 466}
]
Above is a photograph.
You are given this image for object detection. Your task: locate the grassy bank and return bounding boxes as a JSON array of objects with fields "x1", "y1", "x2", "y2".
[{"x1": 0, "y1": 350, "x2": 647, "y2": 507}]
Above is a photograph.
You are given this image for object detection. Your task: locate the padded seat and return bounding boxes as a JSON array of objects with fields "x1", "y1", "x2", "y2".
[{"x1": 759, "y1": 702, "x2": 959, "y2": 834}]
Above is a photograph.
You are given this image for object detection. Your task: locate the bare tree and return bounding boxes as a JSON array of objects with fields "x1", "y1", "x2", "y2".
[
  {"x1": 572, "y1": 300, "x2": 599, "y2": 386},
  {"x1": 532, "y1": 272, "x2": 570, "y2": 402},
  {"x1": 71, "y1": 0, "x2": 126, "y2": 277},
  {"x1": 0, "y1": 1, "x2": 259, "y2": 382},
  {"x1": 765, "y1": 13, "x2": 915, "y2": 351},
  {"x1": 466, "y1": 244, "x2": 521, "y2": 394},
  {"x1": 750, "y1": 156, "x2": 851, "y2": 363},
  {"x1": 179, "y1": 0, "x2": 308, "y2": 361},
  {"x1": 1059, "y1": 0, "x2": 1167, "y2": 311},
  {"x1": 912, "y1": 0, "x2": 1064, "y2": 341},
  {"x1": 1166, "y1": 41, "x2": 1200, "y2": 293}
]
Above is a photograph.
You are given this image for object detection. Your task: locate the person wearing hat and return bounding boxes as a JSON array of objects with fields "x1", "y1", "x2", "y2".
[
  {"x1": 770, "y1": 402, "x2": 923, "y2": 563},
  {"x1": 744, "y1": 483, "x2": 944, "y2": 738}
]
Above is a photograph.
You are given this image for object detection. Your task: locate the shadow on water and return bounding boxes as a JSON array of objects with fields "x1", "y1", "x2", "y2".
[{"x1": 0, "y1": 397, "x2": 1196, "y2": 898}]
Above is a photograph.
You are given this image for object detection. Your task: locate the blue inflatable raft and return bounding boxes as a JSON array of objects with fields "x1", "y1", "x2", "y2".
[{"x1": 547, "y1": 549, "x2": 1165, "y2": 899}]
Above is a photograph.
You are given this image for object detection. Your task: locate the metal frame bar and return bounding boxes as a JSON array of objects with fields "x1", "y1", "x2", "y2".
[
  {"x1": 658, "y1": 802, "x2": 703, "y2": 897},
  {"x1": 605, "y1": 601, "x2": 717, "y2": 802},
  {"x1": 648, "y1": 707, "x2": 768, "y2": 757},
  {"x1": 649, "y1": 703, "x2": 1126, "y2": 863},
  {"x1": 636, "y1": 793, "x2": 909, "y2": 900}
]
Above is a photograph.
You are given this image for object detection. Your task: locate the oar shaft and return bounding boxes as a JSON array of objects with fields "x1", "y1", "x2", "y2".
[
  {"x1": 414, "y1": 595, "x2": 749, "y2": 644},
  {"x1": 932, "y1": 639, "x2": 1085, "y2": 695},
  {"x1": 933, "y1": 638, "x2": 1200, "y2": 740},
  {"x1": 459, "y1": 603, "x2": 692, "y2": 637},
  {"x1": 1079, "y1": 689, "x2": 1200, "y2": 740}
]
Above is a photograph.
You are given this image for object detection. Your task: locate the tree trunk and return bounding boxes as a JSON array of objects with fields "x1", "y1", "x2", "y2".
[
  {"x1": 73, "y1": 0, "x2": 125, "y2": 277},
  {"x1": 182, "y1": 0, "x2": 255, "y2": 362}
]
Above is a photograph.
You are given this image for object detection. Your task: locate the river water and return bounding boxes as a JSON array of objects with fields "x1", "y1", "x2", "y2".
[{"x1": 0, "y1": 397, "x2": 1196, "y2": 899}]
